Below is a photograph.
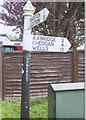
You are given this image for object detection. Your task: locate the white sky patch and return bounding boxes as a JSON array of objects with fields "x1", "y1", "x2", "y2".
[
  {"x1": 0, "y1": 0, "x2": 4, "y2": 5},
  {"x1": 0, "y1": 24, "x2": 14, "y2": 34},
  {"x1": 0, "y1": 23, "x2": 20, "y2": 38},
  {"x1": 0, "y1": 0, "x2": 20, "y2": 37}
]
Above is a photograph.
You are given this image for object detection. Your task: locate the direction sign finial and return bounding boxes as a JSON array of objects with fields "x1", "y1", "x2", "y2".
[{"x1": 23, "y1": 0, "x2": 35, "y2": 16}]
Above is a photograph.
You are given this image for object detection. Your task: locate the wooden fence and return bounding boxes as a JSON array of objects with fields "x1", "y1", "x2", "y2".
[{"x1": 0, "y1": 46, "x2": 84, "y2": 101}]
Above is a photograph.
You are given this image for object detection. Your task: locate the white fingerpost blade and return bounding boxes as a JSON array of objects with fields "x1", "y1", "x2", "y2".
[
  {"x1": 23, "y1": 35, "x2": 71, "y2": 52},
  {"x1": 30, "y1": 8, "x2": 50, "y2": 28}
]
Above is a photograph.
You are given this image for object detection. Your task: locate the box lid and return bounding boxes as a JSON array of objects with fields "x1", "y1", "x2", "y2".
[{"x1": 51, "y1": 82, "x2": 84, "y2": 91}]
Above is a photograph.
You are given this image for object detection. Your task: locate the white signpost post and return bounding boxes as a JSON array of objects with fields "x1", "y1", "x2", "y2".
[
  {"x1": 23, "y1": 35, "x2": 71, "y2": 52},
  {"x1": 30, "y1": 8, "x2": 49, "y2": 28}
]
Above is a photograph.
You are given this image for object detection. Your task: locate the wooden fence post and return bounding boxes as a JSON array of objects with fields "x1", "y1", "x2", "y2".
[
  {"x1": 72, "y1": 48, "x2": 78, "y2": 82},
  {"x1": 0, "y1": 45, "x2": 3, "y2": 101}
]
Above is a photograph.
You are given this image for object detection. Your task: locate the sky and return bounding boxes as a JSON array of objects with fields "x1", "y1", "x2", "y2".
[
  {"x1": 0, "y1": 0, "x2": 4, "y2": 5},
  {"x1": 0, "y1": 0, "x2": 20, "y2": 38}
]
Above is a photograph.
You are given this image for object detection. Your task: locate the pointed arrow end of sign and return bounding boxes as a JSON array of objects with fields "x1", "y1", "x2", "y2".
[
  {"x1": 44, "y1": 8, "x2": 50, "y2": 17},
  {"x1": 64, "y1": 38, "x2": 71, "y2": 52}
]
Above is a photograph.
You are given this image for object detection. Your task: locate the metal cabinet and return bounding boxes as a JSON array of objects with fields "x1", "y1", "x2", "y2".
[{"x1": 48, "y1": 82, "x2": 85, "y2": 119}]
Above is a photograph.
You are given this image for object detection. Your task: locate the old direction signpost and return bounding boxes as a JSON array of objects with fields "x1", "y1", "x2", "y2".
[
  {"x1": 23, "y1": 35, "x2": 71, "y2": 52},
  {"x1": 21, "y1": 0, "x2": 71, "y2": 119},
  {"x1": 21, "y1": 0, "x2": 35, "y2": 119},
  {"x1": 30, "y1": 8, "x2": 49, "y2": 28}
]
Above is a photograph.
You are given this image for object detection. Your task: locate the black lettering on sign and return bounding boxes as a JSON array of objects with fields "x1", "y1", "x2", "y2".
[
  {"x1": 43, "y1": 14, "x2": 45, "y2": 21},
  {"x1": 60, "y1": 48, "x2": 64, "y2": 52},
  {"x1": 32, "y1": 45, "x2": 48, "y2": 51},
  {"x1": 60, "y1": 38, "x2": 64, "y2": 52},
  {"x1": 32, "y1": 46, "x2": 37, "y2": 50},
  {"x1": 61, "y1": 39, "x2": 64, "y2": 47},
  {"x1": 32, "y1": 40, "x2": 55, "y2": 47},
  {"x1": 36, "y1": 13, "x2": 40, "y2": 18},
  {"x1": 32, "y1": 41, "x2": 36, "y2": 45},
  {"x1": 51, "y1": 41, "x2": 54, "y2": 46},
  {"x1": 43, "y1": 9, "x2": 45, "y2": 21},
  {"x1": 33, "y1": 36, "x2": 36, "y2": 40}
]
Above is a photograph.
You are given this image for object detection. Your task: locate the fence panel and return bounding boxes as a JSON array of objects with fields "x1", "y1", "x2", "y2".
[
  {"x1": 30, "y1": 52, "x2": 72, "y2": 97},
  {"x1": 3, "y1": 51, "x2": 22, "y2": 100},
  {"x1": 2, "y1": 50, "x2": 84, "y2": 100},
  {"x1": 78, "y1": 50, "x2": 85, "y2": 82}
]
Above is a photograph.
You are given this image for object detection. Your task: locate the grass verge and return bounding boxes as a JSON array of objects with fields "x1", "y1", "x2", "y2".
[{"x1": 0, "y1": 97, "x2": 48, "y2": 119}]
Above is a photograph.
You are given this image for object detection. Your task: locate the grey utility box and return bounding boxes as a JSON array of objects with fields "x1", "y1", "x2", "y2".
[{"x1": 48, "y1": 82, "x2": 85, "y2": 119}]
